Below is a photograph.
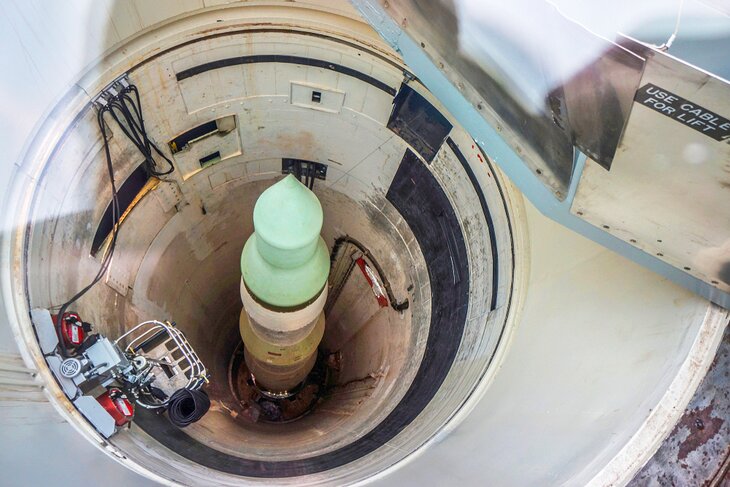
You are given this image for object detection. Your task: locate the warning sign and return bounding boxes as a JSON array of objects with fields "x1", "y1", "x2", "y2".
[{"x1": 634, "y1": 83, "x2": 730, "y2": 141}]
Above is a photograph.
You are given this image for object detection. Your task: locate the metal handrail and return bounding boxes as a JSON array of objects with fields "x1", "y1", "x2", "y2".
[{"x1": 115, "y1": 320, "x2": 208, "y2": 407}]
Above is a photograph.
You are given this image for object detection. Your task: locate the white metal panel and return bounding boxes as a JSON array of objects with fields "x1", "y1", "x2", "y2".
[
  {"x1": 573, "y1": 41, "x2": 730, "y2": 292},
  {"x1": 290, "y1": 82, "x2": 346, "y2": 113},
  {"x1": 172, "y1": 124, "x2": 242, "y2": 180}
]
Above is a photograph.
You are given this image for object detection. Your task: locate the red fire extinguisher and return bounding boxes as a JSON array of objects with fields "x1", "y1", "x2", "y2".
[
  {"x1": 96, "y1": 388, "x2": 135, "y2": 426},
  {"x1": 53, "y1": 312, "x2": 86, "y2": 348}
]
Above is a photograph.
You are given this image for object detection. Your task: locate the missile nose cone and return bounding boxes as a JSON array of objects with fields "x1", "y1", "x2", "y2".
[
  {"x1": 241, "y1": 175, "x2": 330, "y2": 308},
  {"x1": 253, "y1": 174, "x2": 323, "y2": 269},
  {"x1": 254, "y1": 174, "x2": 323, "y2": 253}
]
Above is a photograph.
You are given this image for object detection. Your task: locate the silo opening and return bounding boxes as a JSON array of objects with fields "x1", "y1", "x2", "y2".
[
  {"x1": 126, "y1": 179, "x2": 430, "y2": 461},
  {"x1": 13, "y1": 16, "x2": 516, "y2": 484}
]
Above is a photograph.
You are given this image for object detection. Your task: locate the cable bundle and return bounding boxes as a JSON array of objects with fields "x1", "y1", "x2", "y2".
[
  {"x1": 53, "y1": 104, "x2": 122, "y2": 356},
  {"x1": 99, "y1": 82, "x2": 175, "y2": 178},
  {"x1": 53, "y1": 80, "x2": 175, "y2": 356},
  {"x1": 167, "y1": 389, "x2": 211, "y2": 428}
]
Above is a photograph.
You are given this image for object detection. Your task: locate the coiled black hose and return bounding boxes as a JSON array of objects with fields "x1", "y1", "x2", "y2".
[{"x1": 167, "y1": 389, "x2": 210, "y2": 428}]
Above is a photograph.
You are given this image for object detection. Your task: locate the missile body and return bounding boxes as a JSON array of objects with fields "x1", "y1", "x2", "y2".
[{"x1": 239, "y1": 175, "x2": 329, "y2": 394}]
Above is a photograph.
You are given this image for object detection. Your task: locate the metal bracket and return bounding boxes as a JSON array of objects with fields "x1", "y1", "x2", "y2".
[
  {"x1": 282, "y1": 158, "x2": 327, "y2": 189},
  {"x1": 92, "y1": 73, "x2": 131, "y2": 108}
]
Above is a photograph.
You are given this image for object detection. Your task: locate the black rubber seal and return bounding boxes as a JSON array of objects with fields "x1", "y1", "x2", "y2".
[
  {"x1": 176, "y1": 55, "x2": 396, "y2": 96},
  {"x1": 91, "y1": 163, "x2": 150, "y2": 256},
  {"x1": 445, "y1": 137, "x2": 499, "y2": 311},
  {"x1": 387, "y1": 84, "x2": 452, "y2": 162}
]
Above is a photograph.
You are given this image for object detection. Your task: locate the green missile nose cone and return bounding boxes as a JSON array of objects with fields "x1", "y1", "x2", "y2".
[
  {"x1": 241, "y1": 175, "x2": 330, "y2": 307},
  {"x1": 254, "y1": 174, "x2": 323, "y2": 268}
]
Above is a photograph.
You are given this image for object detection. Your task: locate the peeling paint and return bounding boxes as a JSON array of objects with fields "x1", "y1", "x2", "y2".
[{"x1": 630, "y1": 324, "x2": 730, "y2": 486}]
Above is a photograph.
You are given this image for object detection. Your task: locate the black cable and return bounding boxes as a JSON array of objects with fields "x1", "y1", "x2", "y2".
[
  {"x1": 330, "y1": 236, "x2": 410, "y2": 312},
  {"x1": 166, "y1": 389, "x2": 210, "y2": 427},
  {"x1": 53, "y1": 107, "x2": 121, "y2": 357},
  {"x1": 53, "y1": 81, "x2": 175, "y2": 356},
  {"x1": 106, "y1": 84, "x2": 175, "y2": 178}
]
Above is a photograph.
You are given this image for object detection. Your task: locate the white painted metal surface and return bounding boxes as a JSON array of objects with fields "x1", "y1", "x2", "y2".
[
  {"x1": 351, "y1": 0, "x2": 730, "y2": 309},
  {"x1": 383, "y1": 201, "x2": 728, "y2": 487},
  {"x1": 573, "y1": 39, "x2": 730, "y2": 294}
]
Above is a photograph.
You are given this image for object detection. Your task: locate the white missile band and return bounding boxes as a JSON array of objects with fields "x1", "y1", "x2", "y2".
[{"x1": 240, "y1": 277, "x2": 327, "y2": 333}]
